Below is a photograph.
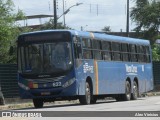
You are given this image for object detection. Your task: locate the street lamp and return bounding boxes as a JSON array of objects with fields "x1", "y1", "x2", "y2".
[{"x1": 58, "y1": 1, "x2": 83, "y2": 28}]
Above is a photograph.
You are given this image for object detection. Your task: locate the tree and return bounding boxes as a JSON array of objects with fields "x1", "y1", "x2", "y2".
[
  {"x1": 130, "y1": 0, "x2": 160, "y2": 44},
  {"x1": 130, "y1": 0, "x2": 160, "y2": 61},
  {"x1": 152, "y1": 44, "x2": 160, "y2": 61},
  {"x1": 39, "y1": 19, "x2": 71, "y2": 30},
  {"x1": 102, "y1": 26, "x2": 111, "y2": 32},
  {"x1": 0, "y1": 0, "x2": 24, "y2": 63}
]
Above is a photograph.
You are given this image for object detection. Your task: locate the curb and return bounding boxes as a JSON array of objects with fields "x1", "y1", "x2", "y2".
[{"x1": 0, "y1": 100, "x2": 79, "y2": 110}]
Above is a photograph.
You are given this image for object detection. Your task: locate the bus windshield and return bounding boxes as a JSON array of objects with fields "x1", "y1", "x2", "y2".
[{"x1": 19, "y1": 42, "x2": 73, "y2": 74}]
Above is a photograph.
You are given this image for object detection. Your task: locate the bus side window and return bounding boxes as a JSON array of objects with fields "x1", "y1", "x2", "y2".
[
  {"x1": 74, "y1": 37, "x2": 82, "y2": 59},
  {"x1": 112, "y1": 42, "x2": 120, "y2": 51},
  {"x1": 130, "y1": 44, "x2": 138, "y2": 62},
  {"x1": 138, "y1": 45, "x2": 145, "y2": 62},
  {"x1": 92, "y1": 40, "x2": 101, "y2": 49},
  {"x1": 92, "y1": 40, "x2": 102, "y2": 60},
  {"x1": 144, "y1": 46, "x2": 151, "y2": 63},
  {"x1": 121, "y1": 43, "x2": 129, "y2": 61},
  {"x1": 83, "y1": 50, "x2": 92, "y2": 59},
  {"x1": 101, "y1": 41, "x2": 111, "y2": 61},
  {"x1": 102, "y1": 41, "x2": 111, "y2": 51},
  {"x1": 136, "y1": 45, "x2": 141, "y2": 62},
  {"x1": 112, "y1": 42, "x2": 121, "y2": 61},
  {"x1": 93, "y1": 50, "x2": 102, "y2": 60},
  {"x1": 145, "y1": 46, "x2": 150, "y2": 54},
  {"x1": 82, "y1": 38, "x2": 92, "y2": 48},
  {"x1": 102, "y1": 51, "x2": 111, "y2": 61},
  {"x1": 82, "y1": 38, "x2": 93, "y2": 59}
]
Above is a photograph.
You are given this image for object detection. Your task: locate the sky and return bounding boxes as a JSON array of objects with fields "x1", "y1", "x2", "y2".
[{"x1": 13, "y1": 0, "x2": 136, "y2": 32}]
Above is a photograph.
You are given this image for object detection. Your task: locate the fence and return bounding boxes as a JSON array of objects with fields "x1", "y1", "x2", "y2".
[
  {"x1": 153, "y1": 61, "x2": 160, "y2": 89},
  {"x1": 0, "y1": 64, "x2": 19, "y2": 98}
]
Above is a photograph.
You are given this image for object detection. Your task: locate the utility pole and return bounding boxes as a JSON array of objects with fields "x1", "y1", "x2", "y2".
[
  {"x1": 63, "y1": 0, "x2": 66, "y2": 28},
  {"x1": 53, "y1": 0, "x2": 57, "y2": 29},
  {"x1": 81, "y1": 26, "x2": 83, "y2": 31},
  {"x1": 126, "y1": 0, "x2": 129, "y2": 37},
  {"x1": 97, "y1": 4, "x2": 98, "y2": 16}
]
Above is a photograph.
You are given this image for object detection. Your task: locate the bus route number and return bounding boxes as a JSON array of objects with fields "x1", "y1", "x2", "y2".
[{"x1": 53, "y1": 82, "x2": 61, "y2": 87}]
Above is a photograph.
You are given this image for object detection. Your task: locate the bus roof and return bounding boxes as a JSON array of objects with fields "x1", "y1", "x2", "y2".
[
  {"x1": 69, "y1": 30, "x2": 150, "y2": 46},
  {"x1": 19, "y1": 29, "x2": 150, "y2": 46}
]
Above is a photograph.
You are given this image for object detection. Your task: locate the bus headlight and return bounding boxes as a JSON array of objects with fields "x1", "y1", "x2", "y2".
[{"x1": 62, "y1": 78, "x2": 76, "y2": 88}]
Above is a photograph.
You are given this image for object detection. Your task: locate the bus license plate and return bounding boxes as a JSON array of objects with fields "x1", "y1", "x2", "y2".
[
  {"x1": 41, "y1": 92, "x2": 50, "y2": 95},
  {"x1": 53, "y1": 82, "x2": 61, "y2": 87}
]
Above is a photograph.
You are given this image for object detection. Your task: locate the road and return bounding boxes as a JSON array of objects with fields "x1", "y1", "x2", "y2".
[
  {"x1": 23, "y1": 96, "x2": 160, "y2": 111},
  {"x1": 1, "y1": 96, "x2": 160, "y2": 120}
]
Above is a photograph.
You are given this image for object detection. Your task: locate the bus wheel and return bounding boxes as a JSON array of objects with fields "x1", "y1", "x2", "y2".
[
  {"x1": 79, "y1": 82, "x2": 91, "y2": 105},
  {"x1": 33, "y1": 99, "x2": 44, "y2": 108},
  {"x1": 123, "y1": 81, "x2": 131, "y2": 101},
  {"x1": 131, "y1": 81, "x2": 138, "y2": 100}
]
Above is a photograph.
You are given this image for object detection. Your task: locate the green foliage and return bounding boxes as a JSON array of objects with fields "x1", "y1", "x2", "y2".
[
  {"x1": 0, "y1": 0, "x2": 25, "y2": 63},
  {"x1": 131, "y1": 0, "x2": 160, "y2": 61},
  {"x1": 39, "y1": 19, "x2": 71, "y2": 30},
  {"x1": 130, "y1": 0, "x2": 160, "y2": 43},
  {"x1": 152, "y1": 44, "x2": 160, "y2": 61},
  {"x1": 102, "y1": 26, "x2": 111, "y2": 32}
]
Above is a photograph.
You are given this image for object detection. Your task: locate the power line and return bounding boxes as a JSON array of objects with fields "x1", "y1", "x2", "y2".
[
  {"x1": 15, "y1": 0, "x2": 129, "y2": 30},
  {"x1": 20, "y1": 2, "x2": 126, "y2": 15}
]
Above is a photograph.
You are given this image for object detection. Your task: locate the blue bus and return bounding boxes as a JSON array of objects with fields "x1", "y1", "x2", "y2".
[{"x1": 17, "y1": 30, "x2": 153, "y2": 108}]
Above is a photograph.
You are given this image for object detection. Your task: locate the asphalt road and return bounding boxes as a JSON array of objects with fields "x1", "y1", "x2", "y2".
[
  {"x1": 23, "y1": 96, "x2": 160, "y2": 111},
  {"x1": 2, "y1": 96, "x2": 160, "y2": 120}
]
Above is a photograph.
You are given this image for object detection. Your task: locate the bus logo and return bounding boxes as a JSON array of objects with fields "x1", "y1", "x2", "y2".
[
  {"x1": 125, "y1": 64, "x2": 138, "y2": 75},
  {"x1": 83, "y1": 63, "x2": 93, "y2": 73}
]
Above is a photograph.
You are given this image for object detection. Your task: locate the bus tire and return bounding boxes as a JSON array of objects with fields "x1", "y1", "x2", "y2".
[
  {"x1": 131, "y1": 81, "x2": 138, "y2": 100},
  {"x1": 123, "y1": 81, "x2": 131, "y2": 101},
  {"x1": 33, "y1": 99, "x2": 43, "y2": 108},
  {"x1": 79, "y1": 82, "x2": 91, "y2": 105}
]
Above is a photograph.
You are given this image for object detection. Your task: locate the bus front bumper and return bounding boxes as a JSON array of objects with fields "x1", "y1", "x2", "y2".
[{"x1": 19, "y1": 81, "x2": 77, "y2": 99}]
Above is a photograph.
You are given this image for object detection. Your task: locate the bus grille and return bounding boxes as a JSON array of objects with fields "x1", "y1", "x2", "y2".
[{"x1": 27, "y1": 76, "x2": 65, "y2": 83}]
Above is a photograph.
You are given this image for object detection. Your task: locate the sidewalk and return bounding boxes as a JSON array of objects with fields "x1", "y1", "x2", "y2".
[
  {"x1": 0, "y1": 98, "x2": 32, "y2": 110},
  {"x1": 0, "y1": 99, "x2": 78, "y2": 110}
]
